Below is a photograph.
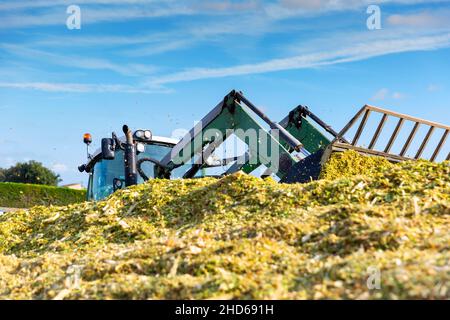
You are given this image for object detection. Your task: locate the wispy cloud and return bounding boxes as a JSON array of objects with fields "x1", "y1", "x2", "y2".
[
  {"x1": 0, "y1": 1, "x2": 164, "y2": 12},
  {"x1": 392, "y1": 91, "x2": 405, "y2": 100},
  {"x1": 372, "y1": 88, "x2": 406, "y2": 100},
  {"x1": 0, "y1": 0, "x2": 258, "y2": 12},
  {"x1": 122, "y1": 39, "x2": 194, "y2": 56},
  {"x1": 27, "y1": 14, "x2": 276, "y2": 57},
  {"x1": 4, "y1": 32, "x2": 450, "y2": 94},
  {"x1": 0, "y1": 0, "x2": 259, "y2": 29},
  {"x1": 264, "y1": 0, "x2": 450, "y2": 19},
  {"x1": 2, "y1": 0, "x2": 449, "y2": 29},
  {"x1": 148, "y1": 33, "x2": 450, "y2": 86},
  {"x1": 51, "y1": 162, "x2": 68, "y2": 173},
  {"x1": 427, "y1": 84, "x2": 442, "y2": 92},
  {"x1": 372, "y1": 88, "x2": 390, "y2": 100},
  {"x1": 0, "y1": 44, "x2": 158, "y2": 76},
  {"x1": 0, "y1": 3, "x2": 194, "y2": 29},
  {"x1": 387, "y1": 9, "x2": 450, "y2": 28},
  {"x1": 0, "y1": 82, "x2": 171, "y2": 94}
]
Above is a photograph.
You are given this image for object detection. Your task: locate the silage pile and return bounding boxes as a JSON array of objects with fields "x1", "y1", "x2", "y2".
[{"x1": 0, "y1": 151, "x2": 449, "y2": 300}]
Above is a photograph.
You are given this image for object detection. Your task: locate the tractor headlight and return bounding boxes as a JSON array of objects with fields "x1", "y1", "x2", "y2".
[
  {"x1": 135, "y1": 130, "x2": 144, "y2": 139},
  {"x1": 134, "y1": 129, "x2": 152, "y2": 141}
]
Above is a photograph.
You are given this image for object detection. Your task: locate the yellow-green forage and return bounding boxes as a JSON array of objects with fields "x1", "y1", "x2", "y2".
[
  {"x1": 0, "y1": 152, "x2": 449, "y2": 299},
  {"x1": 320, "y1": 150, "x2": 393, "y2": 180}
]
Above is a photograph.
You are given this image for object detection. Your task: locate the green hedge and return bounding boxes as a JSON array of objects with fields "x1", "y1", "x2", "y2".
[{"x1": 0, "y1": 182, "x2": 86, "y2": 208}]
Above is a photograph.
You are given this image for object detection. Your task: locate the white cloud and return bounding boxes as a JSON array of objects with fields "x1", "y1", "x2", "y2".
[
  {"x1": 52, "y1": 163, "x2": 68, "y2": 173},
  {"x1": 265, "y1": 0, "x2": 450, "y2": 19},
  {"x1": 427, "y1": 84, "x2": 442, "y2": 92},
  {"x1": 372, "y1": 88, "x2": 406, "y2": 100},
  {"x1": 28, "y1": 14, "x2": 274, "y2": 57},
  {"x1": 192, "y1": 0, "x2": 259, "y2": 12},
  {"x1": 0, "y1": 4, "x2": 194, "y2": 29},
  {"x1": 148, "y1": 33, "x2": 450, "y2": 86},
  {"x1": 0, "y1": 44, "x2": 158, "y2": 76},
  {"x1": 0, "y1": 82, "x2": 171, "y2": 94},
  {"x1": 3, "y1": 32, "x2": 449, "y2": 94},
  {"x1": 0, "y1": 1, "x2": 157, "y2": 11},
  {"x1": 1, "y1": 0, "x2": 449, "y2": 29},
  {"x1": 0, "y1": 0, "x2": 260, "y2": 29},
  {"x1": 372, "y1": 88, "x2": 390, "y2": 100},
  {"x1": 122, "y1": 39, "x2": 194, "y2": 56},
  {"x1": 0, "y1": 0, "x2": 258, "y2": 13},
  {"x1": 392, "y1": 92, "x2": 405, "y2": 100},
  {"x1": 387, "y1": 9, "x2": 450, "y2": 28}
]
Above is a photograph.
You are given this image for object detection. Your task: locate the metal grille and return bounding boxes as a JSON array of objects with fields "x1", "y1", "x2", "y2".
[{"x1": 332, "y1": 105, "x2": 450, "y2": 163}]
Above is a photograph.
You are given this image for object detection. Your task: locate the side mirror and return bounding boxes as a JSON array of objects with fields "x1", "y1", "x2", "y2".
[{"x1": 101, "y1": 138, "x2": 115, "y2": 160}]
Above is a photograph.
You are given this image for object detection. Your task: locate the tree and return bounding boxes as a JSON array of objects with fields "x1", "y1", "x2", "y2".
[{"x1": 2, "y1": 161, "x2": 61, "y2": 186}]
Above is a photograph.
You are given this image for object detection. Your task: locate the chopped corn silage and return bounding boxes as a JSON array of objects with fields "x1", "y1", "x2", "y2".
[
  {"x1": 320, "y1": 150, "x2": 393, "y2": 180},
  {"x1": 0, "y1": 152, "x2": 449, "y2": 300}
]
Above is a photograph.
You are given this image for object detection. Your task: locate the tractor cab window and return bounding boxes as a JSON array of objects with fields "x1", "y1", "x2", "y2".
[
  {"x1": 90, "y1": 143, "x2": 175, "y2": 200},
  {"x1": 92, "y1": 151, "x2": 125, "y2": 200}
]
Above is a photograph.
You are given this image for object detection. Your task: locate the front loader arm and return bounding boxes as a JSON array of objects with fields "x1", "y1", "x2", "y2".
[
  {"x1": 158, "y1": 91, "x2": 299, "y2": 180},
  {"x1": 240, "y1": 105, "x2": 337, "y2": 175}
]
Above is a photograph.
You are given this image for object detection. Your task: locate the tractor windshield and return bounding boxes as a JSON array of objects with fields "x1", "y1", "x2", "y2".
[{"x1": 90, "y1": 143, "x2": 181, "y2": 200}]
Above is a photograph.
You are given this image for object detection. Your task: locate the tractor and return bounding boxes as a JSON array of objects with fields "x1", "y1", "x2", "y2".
[{"x1": 79, "y1": 90, "x2": 450, "y2": 201}]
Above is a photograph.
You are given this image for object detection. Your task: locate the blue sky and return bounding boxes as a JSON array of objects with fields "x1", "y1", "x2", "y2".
[{"x1": 1, "y1": 0, "x2": 450, "y2": 185}]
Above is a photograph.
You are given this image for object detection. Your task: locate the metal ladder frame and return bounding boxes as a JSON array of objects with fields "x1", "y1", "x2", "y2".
[{"x1": 331, "y1": 105, "x2": 450, "y2": 162}]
